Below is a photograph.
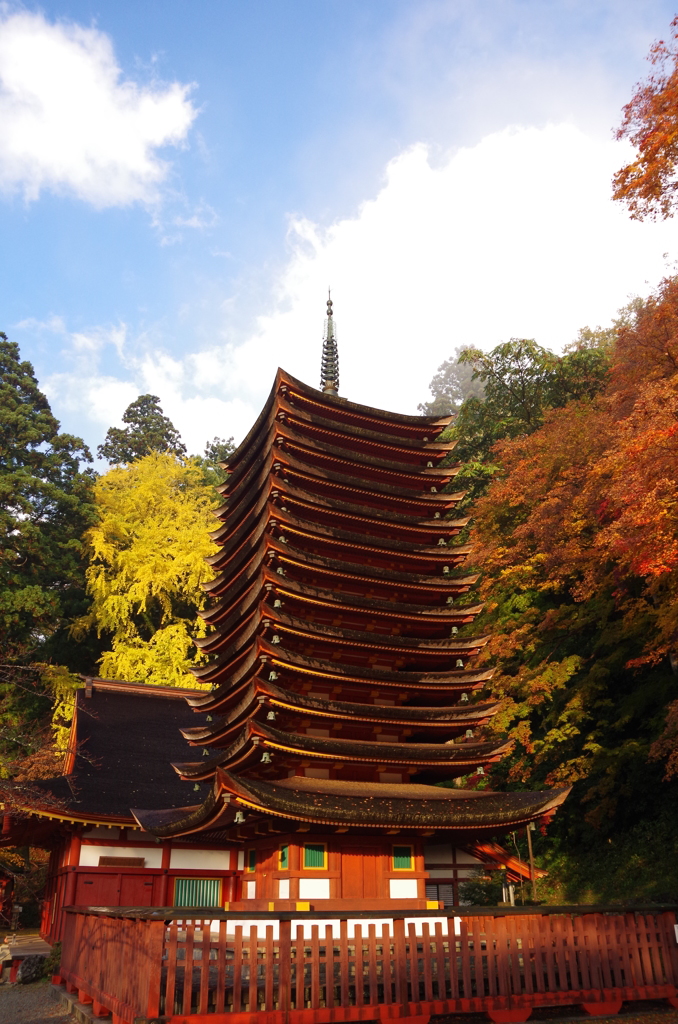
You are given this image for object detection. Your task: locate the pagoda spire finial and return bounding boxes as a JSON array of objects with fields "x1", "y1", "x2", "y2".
[{"x1": 320, "y1": 289, "x2": 339, "y2": 397}]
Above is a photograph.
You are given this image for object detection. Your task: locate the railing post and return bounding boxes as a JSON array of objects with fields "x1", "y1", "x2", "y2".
[
  {"x1": 393, "y1": 917, "x2": 408, "y2": 1009},
  {"x1": 60, "y1": 910, "x2": 76, "y2": 986},
  {"x1": 144, "y1": 918, "x2": 166, "y2": 1019},
  {"x1": 278, "y1": 917, "x2": 292, "y2": 1014}
]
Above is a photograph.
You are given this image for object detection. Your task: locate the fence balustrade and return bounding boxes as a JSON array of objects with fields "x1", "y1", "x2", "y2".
[{"x1": 57, "y1": 906, "x2": 678, "y2": 1024}]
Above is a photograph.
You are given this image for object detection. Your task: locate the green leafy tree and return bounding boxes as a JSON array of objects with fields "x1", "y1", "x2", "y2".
[
  {"x1": 97, "y1": 394, "x2": 187, "y2": 464},
  {"x1": 194, "y1": 436, "x2": 236, "y2": 487},
  {"x1": 444, "y1": 337, "x2": 610, "y2": 504}
]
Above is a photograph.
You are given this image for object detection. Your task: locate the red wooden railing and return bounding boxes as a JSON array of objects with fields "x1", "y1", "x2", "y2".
[{"x1": 58, "y1": 906, "x2": 678, "y2": 1024}]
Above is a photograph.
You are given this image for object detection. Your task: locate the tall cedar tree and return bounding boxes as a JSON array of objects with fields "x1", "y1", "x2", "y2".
[
  {"x1": 613, "y1": 16, "x2": 678, "y2": 220},
  {"x1": 97, "y1": 394, "x2": 187, "y2": 464},
  {"x1": 459, "y1": 281, "x2": 678, "y2": 902},
  {"x1": 0, "y1": 334, "x2": 95, "y2": 766}
]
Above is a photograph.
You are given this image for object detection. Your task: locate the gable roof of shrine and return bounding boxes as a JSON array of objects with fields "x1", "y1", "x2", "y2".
[{"x1": 0, "y1": 679, "x2": 211, "y2": 839}]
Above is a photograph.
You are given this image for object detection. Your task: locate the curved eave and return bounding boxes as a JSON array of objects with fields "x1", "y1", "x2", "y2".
[
  {"x1": 186, "y1": 642, "x2": 493, "y2": 714},
  {"x1": 211, "y1": 475, "x2": 468, "y2": 545},
  {"x1": 181, "y1": 680, "x2": 500, "y2": 744},
  {"x1": 172, "y1": 724, "x2": 512, "y2": 780},
  {"x1": 274, "y1": 422, "x2": 456, "y2": 478},
  {"x1": 262, "y1": 609, "x2": 490, "y2": 653},
  {"x1": 259, "y1": 451, "x2": 462, "y2": 509},
  {"x1": 209, "y1": 501, "x2": 467, "y2": 569},
  {"x1": 218, "y1": 772, "x2": 572, "y2": 831},
  {"x1": 261, "y1": 644, "x2": 494, "y2": 689},
  {"x1": 270, "y1": 443, "x2": 459, "y2": 497},
  {"x1": 224, "y1": 422, "x2": 458, "y2": 500},
  {"x1": 205, "y1": 535, "x2": 478, "y2": 597},
  {"x1": 198, "y1": 566, "x2": 483, "y2": 640},
  {"x1": 280, "y1": 403, "x2": 456, "y2": 459},
  {"x1": 133, "y1": 771, "x2": 569, "y2": 839},
  {"x1": 282, "y1": 376, "x2": 452, "y2": 432},
  {"x1": 224, "y1": 369, "x2": 453, "y2": 477},
  {"x1": 3, "y1": 803, "x2": 136, "y2": 830}
]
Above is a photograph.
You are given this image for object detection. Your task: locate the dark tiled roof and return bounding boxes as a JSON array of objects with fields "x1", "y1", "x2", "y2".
[
  {"x1": 34, "y1": 684, "x2": 210, "y2": 819},
  {"x1": 221, "y1": 773, "x2": 570, "y2": 829}
]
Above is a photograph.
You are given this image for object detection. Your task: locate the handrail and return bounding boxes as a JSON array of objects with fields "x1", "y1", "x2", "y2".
[{"x1": 63, "y1": 901, "x2": 678, "y2": 920}]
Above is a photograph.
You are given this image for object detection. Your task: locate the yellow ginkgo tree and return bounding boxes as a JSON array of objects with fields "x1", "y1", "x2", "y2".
[{"x1": 75, "y1": 453, "x2": 218, "y2": 687}]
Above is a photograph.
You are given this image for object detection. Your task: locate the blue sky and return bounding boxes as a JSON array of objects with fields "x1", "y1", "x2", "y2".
[{"x1": 2, "y1": 0, "x2": 678, "y2": 457}]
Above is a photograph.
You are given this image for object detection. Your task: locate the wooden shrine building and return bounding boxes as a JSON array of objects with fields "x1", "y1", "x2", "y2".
[{"x1": 1, "y1": 299, "x2": 566, "y2": 939}]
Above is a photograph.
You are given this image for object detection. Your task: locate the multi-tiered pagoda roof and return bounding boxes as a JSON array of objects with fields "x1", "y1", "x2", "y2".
[{"x1": 135, "y1": 306, "x2": 567, "y2": 848}]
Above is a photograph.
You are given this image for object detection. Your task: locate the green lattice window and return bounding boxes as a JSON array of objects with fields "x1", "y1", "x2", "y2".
[
  {"x1": 246, "y1": 849, "x2": 256, "y2": 872},
  {"x1": 279, "y1": 845, "x2": 289, "y2": 869},
  {"x1": 173, "y1": 878, "x2": 222, "y2": 907},
  {"x1": 392, "y1": 846, "x2": 413, "y2": 870},
  {"x1": 303, "y1": 844, "x2": 326, "y2": 869}
]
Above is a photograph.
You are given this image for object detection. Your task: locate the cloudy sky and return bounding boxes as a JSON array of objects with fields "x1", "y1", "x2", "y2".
[{"x1": 3, "y1": 1, "x2": 678, "y2": 457}]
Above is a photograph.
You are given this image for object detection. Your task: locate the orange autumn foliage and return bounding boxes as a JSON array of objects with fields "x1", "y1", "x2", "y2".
[
  {"x1": 470, "y1": 276, "x2": 678, "y2": 816},
  {"x1": 614, "y1": 16, "x2": 678, "y2": 220}
]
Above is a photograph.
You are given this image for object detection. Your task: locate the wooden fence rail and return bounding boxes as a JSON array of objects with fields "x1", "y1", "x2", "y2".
[{"x1": 57, "y1": 907, "x2": 678, "y2": 1024}]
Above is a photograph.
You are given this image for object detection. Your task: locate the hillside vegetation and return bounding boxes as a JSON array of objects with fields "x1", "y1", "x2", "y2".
[{"x1": 425, "y1": 278, "x2": 678, "y2": 902}]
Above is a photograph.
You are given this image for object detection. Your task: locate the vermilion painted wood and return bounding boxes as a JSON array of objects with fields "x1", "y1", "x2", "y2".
[
  {"x1": 251, "y1": 926, "x2": 262, "y2": 1013},
  {"x1": 58, "y1": 909, "x2": 678, "y2": 1023},
  {"x1": 432, "y1": 921, "x2": 445, "y2": 1000},
  {"x1": 165, "y1": 920, "x2": 178, "y2": 1017},
  {"x1": 309, "y1": 925, "x2": 320, "y2": 1010},
  {"x1": 490, "y1": 913, "x2": 504, "y2": 999},
  {"x1": 392, "y1": 918, "x2": 407, "y2": 1006},
  {"x1": 338, "y1": 919, "x2": 350, "y2": 1008},
  {"x1": 458, "y1": 917, "x2": 475, "y2": 995},
  {"x1": 232, "y1": 925, "x2": 244, "y2": 1013}
]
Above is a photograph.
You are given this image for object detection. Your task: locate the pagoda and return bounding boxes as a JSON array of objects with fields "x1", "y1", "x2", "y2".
[{"x1": 135, "y1": 298, "x2": 568, "y2": 911}]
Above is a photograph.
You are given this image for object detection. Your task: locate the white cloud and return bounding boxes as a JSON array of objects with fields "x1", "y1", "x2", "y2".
[
  {"x1": 37, "y1": 122, "x2": 678, "y2": 451},
  {"x1": 0, "y1": 12, "x2": 197, "y2": 206},
  {"x1": 206, "y1": 123, "x2": 677, "y2": 421}
]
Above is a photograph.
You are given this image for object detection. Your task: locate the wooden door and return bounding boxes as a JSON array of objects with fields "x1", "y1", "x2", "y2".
[
  {"x1": 341, "y1": 848, "x2": 381, "y2": 900},
  {"x1": 74, "y1": 872, "x2": 120, "y2": 906},
  {"x1": 120, "y1": 874, "x2": 156, "y2": 906}
]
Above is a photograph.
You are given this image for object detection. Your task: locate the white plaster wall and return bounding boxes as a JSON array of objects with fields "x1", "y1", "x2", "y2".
[
  {"x1": 299, "y1": 878, "x2": 331, "y2": 899},
  {"x1": 79, "y1": 845, "x2": 162, "y2": 867},
  {"x1": 169, "y1": 848, "x2": 231, "y2": 870},
  {"x1": 389, "y1": 878, "x2": 418, "y2": 899}
]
